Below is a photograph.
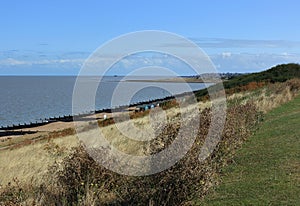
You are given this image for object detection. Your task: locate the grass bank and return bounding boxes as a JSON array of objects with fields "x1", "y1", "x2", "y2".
[{"x1": 197, "y1": 94, "x2": 300, "y2": 205}]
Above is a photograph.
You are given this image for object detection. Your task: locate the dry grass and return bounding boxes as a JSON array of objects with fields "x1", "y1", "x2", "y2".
[
  {"x1": 0, "y1": 104, "x2": 198, "y2": 186},
  {"x1": 0, "y1": 102, "x2": 261, "y2": 205},
  {"x1": 6, "y1": 101, "x2": 256, "y2": 206},
  {"x1": 0, "y1": 135, "x2": 78, "y2": 186},
  {"x1": 227, "y1": 78, "x2": 300, "y2": 113}
]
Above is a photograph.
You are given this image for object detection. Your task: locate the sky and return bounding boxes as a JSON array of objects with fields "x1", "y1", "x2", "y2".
[{"x1": 1, "y1": 0, "x2": 300, "y2": 75}]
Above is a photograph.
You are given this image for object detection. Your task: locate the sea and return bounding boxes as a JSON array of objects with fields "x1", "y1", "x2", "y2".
[{"x1": 0, "y1": 76, "x2": 211, "y2": 127}]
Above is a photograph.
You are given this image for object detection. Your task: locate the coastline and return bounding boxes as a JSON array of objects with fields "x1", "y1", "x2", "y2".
[
  {"x1": 0, "y1": 90, "x2": 197, "y2": 149},
  {"x1": 0, "y1": 75, "x2": 221, "y2": 150},
  {"x1": 124, "y1": 77, "x2": 218, "y2": 83},
  {"x1": 0, "y1": 76, "x2": 214, "y2": 131}
]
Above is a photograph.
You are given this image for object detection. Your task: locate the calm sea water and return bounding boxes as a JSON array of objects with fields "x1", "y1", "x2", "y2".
[{"x1": 0, "y1": 76, "x2": 210, "y2": 127}]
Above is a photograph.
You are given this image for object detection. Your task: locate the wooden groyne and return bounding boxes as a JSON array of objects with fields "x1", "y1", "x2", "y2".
[{"x1": 0, "y1": 91, "x2": 195, "y2": 133}]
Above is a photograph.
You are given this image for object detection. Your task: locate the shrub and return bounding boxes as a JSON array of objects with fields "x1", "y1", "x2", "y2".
[{"x1": 31, "y1": 102, "x2": 261, "y2": 206}]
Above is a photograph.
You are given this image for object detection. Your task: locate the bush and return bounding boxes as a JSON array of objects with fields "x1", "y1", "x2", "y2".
[{"x1": 28, "y1": 102, "x2": 261, "y2": 206}]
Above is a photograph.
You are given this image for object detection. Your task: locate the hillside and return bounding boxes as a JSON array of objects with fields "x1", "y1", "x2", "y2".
[
  {"x1": 197, "y1": 91, "x2": 300, "y2": 205},
  {"x1": 195, "y1": 63, "x2": 300, "y2": 98},
  {"x1": 224, "y1": 63, "x2": 300, "y2": 88}
]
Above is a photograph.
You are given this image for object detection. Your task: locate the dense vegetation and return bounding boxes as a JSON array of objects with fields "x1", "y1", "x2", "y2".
[
  {"x1": 224, "y1": 63, "x2": 300, "y2": 88},
  {"x1": 195, "y1": 63, "x2": 300, "y2": 98}
]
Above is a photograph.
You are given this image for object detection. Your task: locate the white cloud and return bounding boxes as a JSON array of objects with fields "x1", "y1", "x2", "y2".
[
  {"x1": 0, "y1": 58, "x2": 32, "y2": 66},
  {"x1": 192, "y1": 38, "x2": 300, "y2": 49},
  {"x1": 221, "y1": 52, "x2": 231, "y2": 58},
  {"x1": 0, "y1": 57, "x2": 85, "y2": 68},
  {"x1": 210, "y1": 52, "x2": 300, "y2": 73}
]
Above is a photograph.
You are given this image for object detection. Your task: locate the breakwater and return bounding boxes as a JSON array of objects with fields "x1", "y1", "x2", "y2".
[{"x1": 0, "y1": 91, "x2": 193, "y2": 133}]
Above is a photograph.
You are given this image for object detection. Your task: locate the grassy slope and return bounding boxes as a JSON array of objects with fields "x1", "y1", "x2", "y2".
[
  {"x1": 198, "y1": 94, "x2": 300, "y2": 205},
  {"x1": 223, "y1": 63, "x2": 300, "y2": 89},
  {"x1": 0, "y1": 102, "x2": 207, "y2": 185},
  {"x1": 195, "y1": 63, "x2": 300, "y2": 98}
]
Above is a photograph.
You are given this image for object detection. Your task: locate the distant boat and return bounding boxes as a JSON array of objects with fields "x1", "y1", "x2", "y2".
[{"x1": 114, "y1": 75, "x2": 118, "y2": 77}]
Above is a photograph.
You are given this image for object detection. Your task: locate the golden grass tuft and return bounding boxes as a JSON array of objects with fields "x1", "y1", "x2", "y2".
[{"x1": 0, "y1": 135, "x2": 78, "y2": 186}]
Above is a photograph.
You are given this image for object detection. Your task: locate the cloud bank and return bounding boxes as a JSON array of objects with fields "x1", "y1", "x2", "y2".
[{"x1": 1, "y1": 38, "x2": 300, "y2": 75}]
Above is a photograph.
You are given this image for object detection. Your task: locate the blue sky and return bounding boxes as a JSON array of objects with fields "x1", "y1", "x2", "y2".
[{"x1": 1, "y1": 0, "x2": 300, "y2": 75}]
